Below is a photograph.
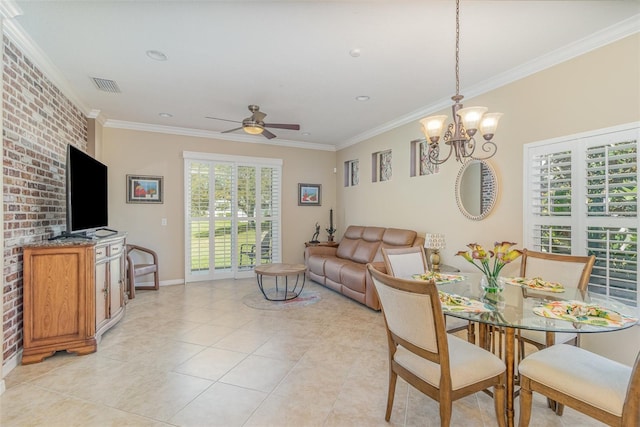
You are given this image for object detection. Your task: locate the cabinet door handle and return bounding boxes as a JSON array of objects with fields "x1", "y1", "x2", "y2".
[{"x1": 103, "y1": 287, "x2": 109, "y2": 297}]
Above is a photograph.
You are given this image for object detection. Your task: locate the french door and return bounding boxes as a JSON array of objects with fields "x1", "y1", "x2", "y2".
[{"x1": 184, "y1": 152, "x2": 281, "y2": 282}]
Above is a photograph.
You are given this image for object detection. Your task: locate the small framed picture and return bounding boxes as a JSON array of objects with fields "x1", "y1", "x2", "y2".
[
  {"x1": 298, "y1": 183, "x2": 321, "y2": 206},
  {"x1": 127, "y1": 175, "x2": 163, "y2": 204}
]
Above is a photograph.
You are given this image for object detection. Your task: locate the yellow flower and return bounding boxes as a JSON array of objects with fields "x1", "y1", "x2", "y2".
[{"x1": 456, "y1": 241, "x2": 523, "y2": 280}]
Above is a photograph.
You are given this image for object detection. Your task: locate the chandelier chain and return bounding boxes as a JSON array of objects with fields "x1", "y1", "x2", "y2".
[{"x1": 455, "y1": 0, "x2": 460, "y2": 97}]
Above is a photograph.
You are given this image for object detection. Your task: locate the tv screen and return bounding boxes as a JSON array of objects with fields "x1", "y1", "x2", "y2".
[{"x1": 66, "y1": 144, "x2": 108, "y2": 234}]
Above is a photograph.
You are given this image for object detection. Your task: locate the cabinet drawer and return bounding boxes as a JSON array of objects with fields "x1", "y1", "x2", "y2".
[
  {"x1": 110, "y1": 243, "x2": 124, "y2": 256},
  {"x1": 95, "y1": 246, "x2": 108, "y2": 260}
]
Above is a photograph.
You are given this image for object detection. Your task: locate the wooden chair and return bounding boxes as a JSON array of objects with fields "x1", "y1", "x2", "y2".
[
  {"x1": 367, "y1": 264, "x2": 506, "y2": 427},
  {"x1": 126, "y1": 244, "x2": 159, "y2": 299},
  {"x1": 517, "y1": 249, "x2": 596, "y2": 355},
  {"x1": 381, "y1": 246, "x2": 472, "y2": 339},
  {"x1": 381, "y1": 246, "x2": 428, "y2": 278},
  {"x1": 519, "y1": 344, "x2": 640, "y2": 427}
]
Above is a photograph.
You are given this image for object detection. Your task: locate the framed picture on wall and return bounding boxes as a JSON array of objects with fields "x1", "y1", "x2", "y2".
[
  {"x1": 298, "y1": 183, "x2": 321, "y2": 206},
  {"x1": 127, "y1": 175, "x2": 163, "y2": 204}
]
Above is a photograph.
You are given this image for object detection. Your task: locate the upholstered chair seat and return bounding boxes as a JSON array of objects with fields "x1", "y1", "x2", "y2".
[{"x1": 518, "y1": 344, "x2": 639, "y2": 427}]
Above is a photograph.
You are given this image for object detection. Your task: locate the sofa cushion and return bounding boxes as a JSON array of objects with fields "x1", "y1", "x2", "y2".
[
  {"x1": 341, "y1": 262, "x2": 367, "y2": 293},
  {"x1": 343, "y1": 225, "x2": 365, "y2": 239},
  {"x1": 382, "y1": 228, "x2": 418, "y2": 246},
  {"x1": 352, "y1": 240, "x2": 381, "y2": 264},
  {"x1": 325, "y1": 257, "x2": 349, "y2": 283},
  {"x1": 362, "y1": 227, "x2": 385, "y2": 242},
  {"x1": 336, "y1": 237, "x2": 359, "y2": 259}
]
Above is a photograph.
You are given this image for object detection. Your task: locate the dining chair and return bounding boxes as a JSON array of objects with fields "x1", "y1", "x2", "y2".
[
  {"x1": 367, "y1": 264, "x2": 506, "y2": 427},
  {"x1": 517, "y1": 249, "x2": 596, "y2": 353},
  {"x1": 381, "y1": 247, "x2": 472, "y2": 338},
  {"x1": 518, "y1": 344, "x2": 639, "y2": 427}
]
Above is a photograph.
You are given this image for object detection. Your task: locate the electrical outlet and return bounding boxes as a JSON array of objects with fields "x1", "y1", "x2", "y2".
[{"x1": 161, "y1": 218, "x2": 167, "y2": 226}]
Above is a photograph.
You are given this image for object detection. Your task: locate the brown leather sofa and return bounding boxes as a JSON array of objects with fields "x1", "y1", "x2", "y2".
[{"x1": 304, "y1": 225, "x2": 424, "y2": 310}]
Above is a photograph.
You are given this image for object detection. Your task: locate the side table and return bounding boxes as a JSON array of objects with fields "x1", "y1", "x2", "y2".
[
  {"x1": 254, "y1": 263, "x2": 307, "y2": 301},
  {"x1": 437, "y1": 264, "x2": 460, "y2": 273},
  {"x1": 305, "y1": 241, "x2": 339, "y2": 248}
]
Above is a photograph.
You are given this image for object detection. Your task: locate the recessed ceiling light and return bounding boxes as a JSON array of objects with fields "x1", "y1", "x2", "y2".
[
  {"x1": 158, "y1": 112, "x2": 173, "y2": 118},
  {"x1": 355, "y1": 96, "x2": 370, "y2": 101},
  {"x1": 146, "y1": 50, "x2": 167, "y2": 61},
  {"x1": 349, "y1": 48, "x2": 361, "y2": 58}
]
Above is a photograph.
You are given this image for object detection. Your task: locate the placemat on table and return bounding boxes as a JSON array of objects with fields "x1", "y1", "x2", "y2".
[
  {"x1": 438, "y1": 291, "x2": 495, "y2": 313},
  {"x1": 533, "y1": 300, "x2": 638, "y2": 327},
  {"x1": 505, "y1": 276, "x2": 565, "y2": 293},
  {"x1": 413, "y1": 272, "x2": 464, "y2": 285}
]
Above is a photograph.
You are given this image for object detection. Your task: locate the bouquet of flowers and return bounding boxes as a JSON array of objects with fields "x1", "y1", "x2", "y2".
[{"x1": 456, "y1": 242, "x2": 522, "y2": 290}]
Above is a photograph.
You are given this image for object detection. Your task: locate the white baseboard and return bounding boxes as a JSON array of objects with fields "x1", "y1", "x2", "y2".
[
  {"x1": 134, "y1": 278, "x2": 184, "y2": 288},
  {"x1": 1, "y1": 349, "x2": 20, "y2": 380}
]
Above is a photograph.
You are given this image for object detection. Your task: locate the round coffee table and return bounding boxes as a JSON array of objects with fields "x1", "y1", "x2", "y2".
[{"x1": 254, "y1": 263, "x2": 307, "y2": 301}]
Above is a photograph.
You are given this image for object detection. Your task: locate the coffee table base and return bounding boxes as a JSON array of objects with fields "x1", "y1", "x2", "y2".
[{"x1": 254, "y1": 263, "x2": 307, "y2": 301}]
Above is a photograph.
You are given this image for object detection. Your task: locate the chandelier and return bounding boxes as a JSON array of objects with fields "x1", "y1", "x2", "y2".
[{"x1": 419, "y1": 0, "x2": 502, "y2": 165}]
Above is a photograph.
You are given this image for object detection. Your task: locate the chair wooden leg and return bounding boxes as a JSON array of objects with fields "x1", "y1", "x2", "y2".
[
  {"x1": 439, "y1": 399, "x2": 452, "y2": 427},
  {"x1": 385, "y1": 369, "x2": 397, "y2": 421},
  {"x1": 467, "y1": 322, "x2": 475, "y2": 344},
  {"x1": 153, "y1": 270, "x2": 159, "y2": 290},
  {"x1": 555, "y1": 403, "x2": 565, "y2": 416},
  {"x1": 518, "y1": 377, "x2": 533, "y2": 427},
  {"x1": 128, "y1": 277, "x2": 135, "y2": 299},
  {"x1": 493, "y1": 383, "x2": 506, "y2": 427}
]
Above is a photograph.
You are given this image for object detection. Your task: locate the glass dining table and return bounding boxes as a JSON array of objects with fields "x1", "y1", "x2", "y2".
[{"x1": 434, "y1": 272, "x2": 639, "y2": 427}]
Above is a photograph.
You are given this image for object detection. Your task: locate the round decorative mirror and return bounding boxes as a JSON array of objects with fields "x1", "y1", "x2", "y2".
[{"x1": 455, "y1": 160, "x2": 498, "y2": 220}]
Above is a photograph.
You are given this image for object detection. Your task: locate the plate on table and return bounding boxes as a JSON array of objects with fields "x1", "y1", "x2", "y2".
[
  {"x1": 438, "y1": 291, "x2": 494, "y2": 313},
  {"x1": 505, "y1": 277, "x2": 565, "y2": 293},
  {"x1": 533, "y1": 300, "x2": 638, "y2": 327},
  {"x1": 412, "y1": 271, "x2": 464, "y2": 285}
]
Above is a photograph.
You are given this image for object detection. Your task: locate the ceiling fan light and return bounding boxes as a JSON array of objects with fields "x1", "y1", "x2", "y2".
[
  {"x1": 419, "y1": 115, "x2": 447, "y2": 143},
  {"x1": 244, "y1": 124, "x2": 264, "y2": 135}
]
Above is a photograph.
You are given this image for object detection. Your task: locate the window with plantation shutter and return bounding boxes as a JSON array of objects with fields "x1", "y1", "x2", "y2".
[
  {"x1": 524, "y1": 123, "x2": 639, "y2": 306},
  {"x1": 184, "y1": 152, "x2": 282, "y2": 282},
  {"x1": 530, "y1": 150, "x2": 572, "y2": 216}
]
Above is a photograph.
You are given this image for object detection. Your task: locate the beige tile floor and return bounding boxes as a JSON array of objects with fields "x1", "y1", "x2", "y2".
[{"x1": 1, "y1": 278, "x2": 606, "y2": 426}]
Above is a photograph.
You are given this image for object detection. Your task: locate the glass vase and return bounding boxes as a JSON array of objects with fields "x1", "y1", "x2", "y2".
[{"x1": 481, "y1": 274, "x2": 503, "y2": 293}]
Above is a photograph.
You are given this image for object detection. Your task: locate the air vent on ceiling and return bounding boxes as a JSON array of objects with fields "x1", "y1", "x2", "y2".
[{"x1": 91, "y1": 77, "x2": 121, "y2": 93}]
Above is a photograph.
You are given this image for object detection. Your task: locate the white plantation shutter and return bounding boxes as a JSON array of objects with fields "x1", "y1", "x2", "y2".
[
  {"x1": 184, "y1": 152, "x2": 282, "y2": 281},
  {"x1": 586, "y1": 141, "x2": 637, "y2": 217},
  {"x1": 186, "y1": 161, "x2": 212, "y2": 275},
  {"x1": 530, "y1": 150, "x2": 572, "y2": 217},
  {"x1": 524, "y1": 124, "x2": 639, "y2": 306}
]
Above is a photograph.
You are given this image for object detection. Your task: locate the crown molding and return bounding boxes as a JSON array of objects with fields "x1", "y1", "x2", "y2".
[
  {"x1": 0, "y1": 0, "x2": 21, "y2": 20},
  {"x1": 338, "y1": 14, "x2": 640, "y2": 151},
  {"x1": 104, "y1": 120, "x2": 336, "y2": 152}
]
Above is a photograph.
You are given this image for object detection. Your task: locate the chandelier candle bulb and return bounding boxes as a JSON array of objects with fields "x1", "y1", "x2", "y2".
[{"x1": 480, "y1": 113, "x2": 503, "y2": 140}]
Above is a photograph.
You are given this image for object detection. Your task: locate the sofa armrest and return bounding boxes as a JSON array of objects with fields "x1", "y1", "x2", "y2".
[{"x1": 304, "y1": 245, "x2": 338, "y2": 262}]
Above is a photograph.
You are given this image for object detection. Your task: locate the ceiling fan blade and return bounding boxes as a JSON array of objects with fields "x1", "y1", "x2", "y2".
[
  {"x1": 206, "y1": 116, "x2": 242, "y2": 124},
  {"x1": 264, "y1": 123, "x2": 300, "y2": 130},
  {"x1": 221, "y1": 127, "x2": 243, "y2": 133},
  {"x1": 262, "y1": 129, "x2": 277, "y2": 139},
  {"x1": 252, "y1": 111, "x2": 267, "y2": 122}
]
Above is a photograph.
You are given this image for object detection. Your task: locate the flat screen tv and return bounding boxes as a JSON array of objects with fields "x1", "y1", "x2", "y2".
[{"x1": 65, "y1": 144, "x2": 109, "y2": 236}]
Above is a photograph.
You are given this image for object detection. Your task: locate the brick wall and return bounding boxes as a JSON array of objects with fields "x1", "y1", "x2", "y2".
[{"x1": 2, "y1": 36, "x2": 87, "y2": 364}]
